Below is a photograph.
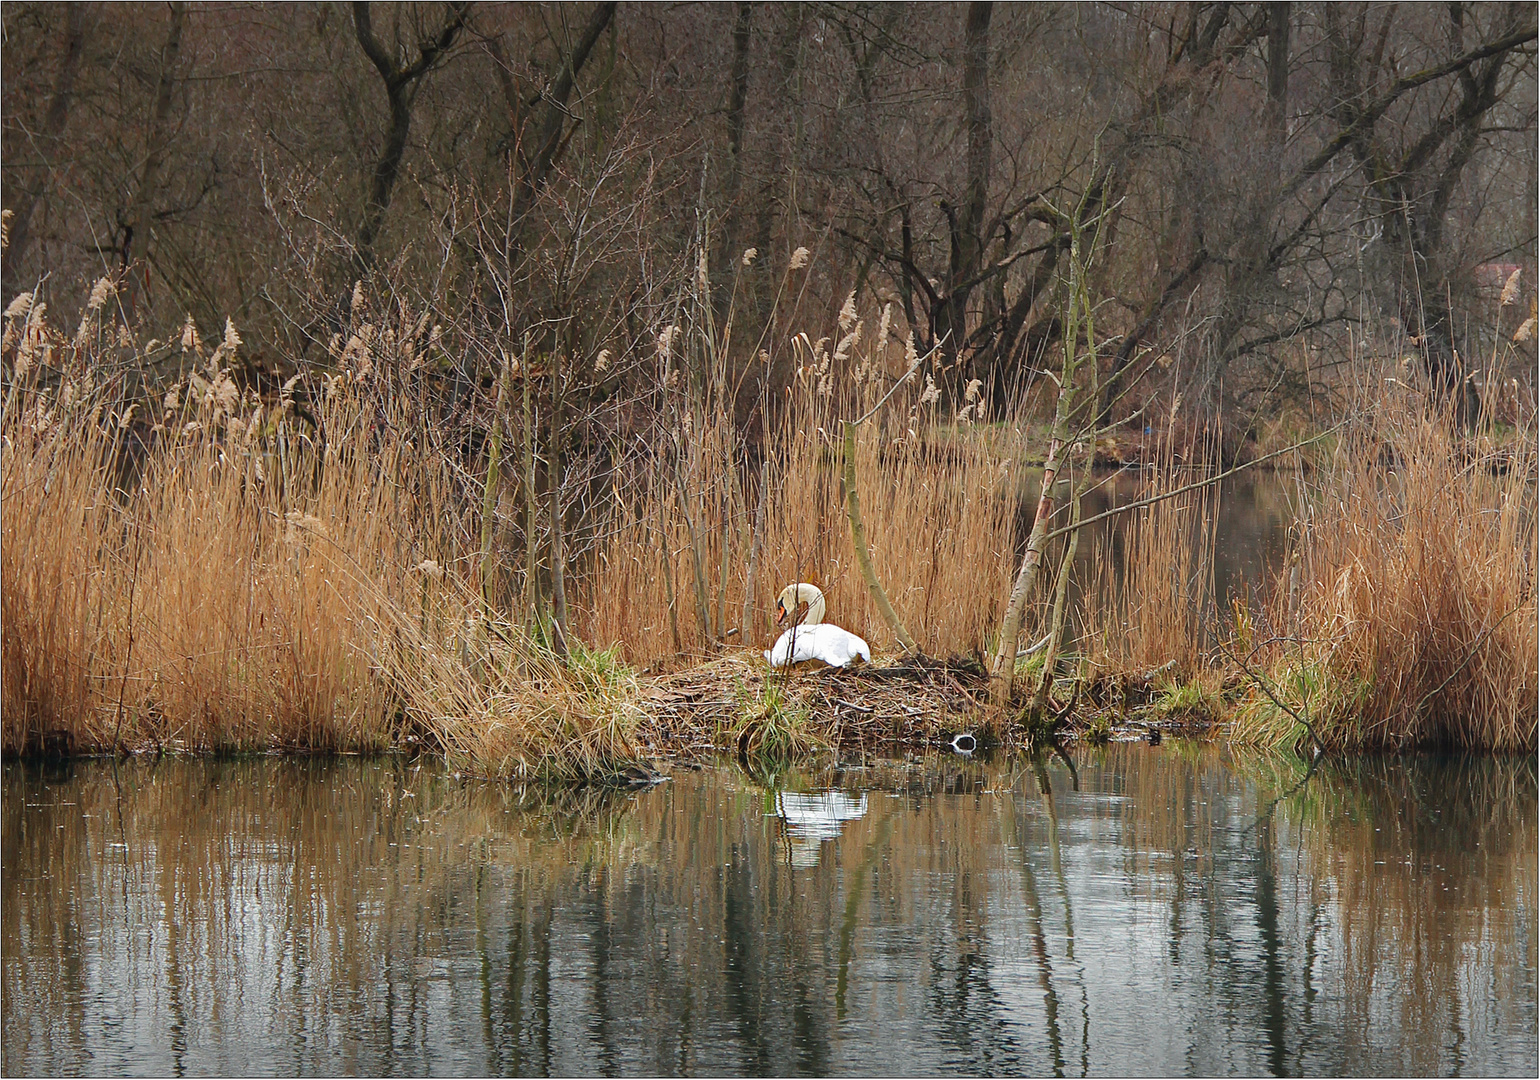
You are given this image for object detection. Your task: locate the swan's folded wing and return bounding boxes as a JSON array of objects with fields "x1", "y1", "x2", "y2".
[{"x1": 766, "y1": 624, "x2": 870, "y2": 667}]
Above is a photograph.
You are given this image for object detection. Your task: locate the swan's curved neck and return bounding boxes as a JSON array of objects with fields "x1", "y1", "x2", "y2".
[{"x1": 791, "y1": 583, "x2": 826, "y2": 625}]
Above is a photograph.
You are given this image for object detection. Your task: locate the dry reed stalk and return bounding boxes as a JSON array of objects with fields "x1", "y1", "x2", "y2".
[
  {"x1": 1082, "y1": 459, "x2": 1219, "y2": 681},
  {"x1": 740, "y1": 457, "x2": 770, "y2": 641},
  {"x1": 841, "y1": 418, "x2": 915, "y2": 651},
  {"x1": 1, "y1": 386, "x2": 108, "y2": 751},
  {"x1": 1, "y1": 299, "x2": 650, "y2": 775}
]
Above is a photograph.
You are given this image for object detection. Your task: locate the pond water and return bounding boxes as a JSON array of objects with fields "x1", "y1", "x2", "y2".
[
  {"x1": 4, "y1": 748, "x2": 1535, "y2": 1077},
  {"x1": 1073, "y1": 468, "x2": 1296, "y2": 600},
  {"x1": 1018, "y1": 467, "x2": 1297, "y2": 620}
]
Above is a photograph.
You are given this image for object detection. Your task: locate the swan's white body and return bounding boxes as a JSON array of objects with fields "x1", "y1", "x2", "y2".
[
  {"x1": 764, "y1": 583, "x2": 871, "y2": 668},
  {"x1": 765, "y1": 623, "x2": 872, "y2": 667}
]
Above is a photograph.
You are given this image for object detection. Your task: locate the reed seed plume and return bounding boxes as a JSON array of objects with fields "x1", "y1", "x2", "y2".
[{"x1": 1499, "y1": 268, "x2": 1522, "y2": 307}]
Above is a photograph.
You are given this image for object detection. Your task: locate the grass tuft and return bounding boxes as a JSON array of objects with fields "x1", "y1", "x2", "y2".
[{"x1": 732, "y1": 681, "x2": 826, "y2": 765}]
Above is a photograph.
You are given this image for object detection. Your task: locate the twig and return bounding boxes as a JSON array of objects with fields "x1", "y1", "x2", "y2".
[
  {"x1": 1214, "y1": 636, "x2": 1328, "y2": 756},
  {"x1": 936, "y1": 664, "x2": 982, "y2": 711},
  {"x1": 850, "y1": 356, "x2": 923, "y2": 427},
  {"x1": 112, "y1": 511, "x2": 145, "y2": 754},
  {"x1": 1018, "y1": 631, "x2": 1054, "y2": 657}
]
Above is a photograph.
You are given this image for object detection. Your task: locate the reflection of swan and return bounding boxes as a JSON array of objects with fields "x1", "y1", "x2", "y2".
[
  {"x1": 764, "y1": 583, "x2": 871, "y2": 668},
  {"x1": 776, "y1": 790, "x2": 869, "y2": 868}
]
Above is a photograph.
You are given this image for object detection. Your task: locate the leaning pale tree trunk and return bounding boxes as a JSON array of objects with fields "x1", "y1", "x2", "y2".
[
  {"x1": 990, "y1": 208, "x2": 1103, "y2": 706},
  {"x1": 1030, "y1": 477, "x2": 1085, "y2": 717},
  {"x1": 351, "y1": 2, "x2": 468, "y2": 274},
  {"x1": 988, "y1": 428, "x2": 1067, "y2": 705}
]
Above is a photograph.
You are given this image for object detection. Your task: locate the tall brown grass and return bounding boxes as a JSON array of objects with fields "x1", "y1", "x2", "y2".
[
  {"x1": 1082, "y1": 448, "x2": 1221, "y2": 681},
  {"x1": 1233, "y1": 373, "x2": 1538, "y2": 751},
  {"x1": 581, "y1": 330, "x2": 1023, "y2": 668},
  {"x1": 2, "y1": 306, "x2": 434, "y2": 753},
  {"x1": 0, "y1": 296, "x2": 642, "y2": 777},
  {"x1": 4, "y1": 284, "x2": 1534, "y2": 765}
]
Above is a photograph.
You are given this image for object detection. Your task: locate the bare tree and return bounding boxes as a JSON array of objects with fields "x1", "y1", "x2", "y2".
[
  {"x1": 2, "y1": 2, "x2": 86, "y2": 299},
  {"x1": 350, "y1": 1, "x2": 470, "y2": 275}
]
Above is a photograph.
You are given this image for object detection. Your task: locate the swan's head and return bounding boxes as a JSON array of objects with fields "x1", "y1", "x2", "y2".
[{"x1": 775, "y1": 582, "x2": 826, "y2": 626}]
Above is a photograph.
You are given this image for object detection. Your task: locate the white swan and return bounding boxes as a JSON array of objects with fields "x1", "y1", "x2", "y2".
[{"x1": 764, "y1": 583, "x2": 871, "y2": 668}]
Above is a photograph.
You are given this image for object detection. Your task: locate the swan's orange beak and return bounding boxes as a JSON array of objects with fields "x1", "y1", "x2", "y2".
[{"x1": 775, "y1": 599, "x2": 788, "y2": 625}]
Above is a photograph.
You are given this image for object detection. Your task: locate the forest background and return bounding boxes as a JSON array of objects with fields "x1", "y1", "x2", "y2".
[{"x1": 5, "y1": 2, "x2": 1535, "y2": 439}]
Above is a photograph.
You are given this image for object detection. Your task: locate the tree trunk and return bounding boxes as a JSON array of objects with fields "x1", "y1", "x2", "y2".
[
  {"x1": 3, "y1": 4, "x2": 86, "y2": 299},
  {"x1": 500, "y1": 2, "x2": 617, "y2": 251},
  {"x1": 753, "y1": 6, "x2": 803, "y2": 270},
  {"x1": 121, "y1": 1, "x2": 186, "y2": 314},
  {"x1": 1320, "y1": 5, "x2": 1531, "y2": 428},
  {"x1": 1266, "y1": 3, "x2": 1291, "y2": 135},
  {"x1": 989, "y1": 437, "x2": 1062, "y2": 705},
  {"x1": 935, "y1": 1, "x2": 993, "y2": 369},
  {"x1": 351, "y1": 1, "x2": 468, "y2": 274},
  {"x1": 1030, "y1": 483, "x2": 1082, "y2": 716},
  {"x1": 711, "y1": 1, "x2": 754, "y2": 311}
]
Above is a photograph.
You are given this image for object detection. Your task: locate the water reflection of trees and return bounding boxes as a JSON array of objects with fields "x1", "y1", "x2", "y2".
[{"x1": 2, "y1": 749, "x2": 1534, "y2": 1075}]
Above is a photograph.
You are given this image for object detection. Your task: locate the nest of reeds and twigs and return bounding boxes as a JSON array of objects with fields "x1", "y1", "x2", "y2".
[{"x1": 633, "y1": 651, "x2": 990, "y2": 761}]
